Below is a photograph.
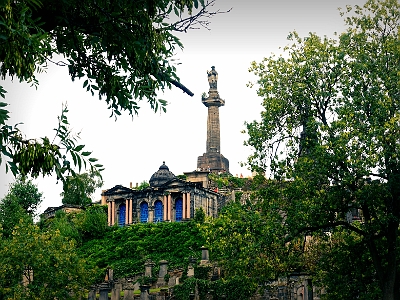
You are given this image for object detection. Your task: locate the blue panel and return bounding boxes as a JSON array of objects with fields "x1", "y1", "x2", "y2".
[
  {"x1": 140, "y1": 202, "x2": 148, "y2": 223},
  {"x1": 119, "y1": 204, "x2": 126, "y2": 226},
  {"x1": 175, "y1": 198, "x2": 183, "y2": 221},
  {"x1": 154, "y1": 200, "x2": 163, "y2": 222}
]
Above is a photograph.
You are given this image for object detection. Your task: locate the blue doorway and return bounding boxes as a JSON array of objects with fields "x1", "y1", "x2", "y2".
[
  {"x1": 119, "y1": 204, "x2": 126, "y2": 226},
  {"x1": 140, "y1": 202, "x2": 148, "y2": 223},
  {"x1": 175, "y1": 198, "x2": 183, "y2": 221},
  {"x1": 154, "y1": 200, "x2": 163, "y2": 222}
]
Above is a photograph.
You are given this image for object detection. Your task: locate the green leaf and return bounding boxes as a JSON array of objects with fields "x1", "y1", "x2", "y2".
[
  {"x1": 73, "y1": 145, "x2": 85, "y2": 152},
  {"x1": 81, "y1": 151, "x2": 92, "y2": 156}
]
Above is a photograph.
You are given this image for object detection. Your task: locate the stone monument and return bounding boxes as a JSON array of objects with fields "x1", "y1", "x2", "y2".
[{"x1": 197, "y1": 66, "x2": 229, "y2": 173}]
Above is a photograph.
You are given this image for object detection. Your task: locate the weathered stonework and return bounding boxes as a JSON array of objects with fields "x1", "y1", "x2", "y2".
[
  {"x1": 197, "y1": 66, "x2": 230, "y2": 173},
  {"x1": 103, "y1": 162, "x2": 223, "y2": 226}
]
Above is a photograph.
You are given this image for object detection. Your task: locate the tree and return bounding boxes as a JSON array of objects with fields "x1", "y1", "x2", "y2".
[
  {"x1": 0, "y1": 0, "x2": 225, "y2": 181},
  {"x1": 136, "y1": 180, "x2": 150, "y2": 190},
  {"x1": 0, "y1": 177, "x2": 42, "y2": 237},
  {"x1": 0, "y1": 218, "x2": 95, "y2": 300},
  {"x1": 61, "y1": 170, "x2": 103, "y2": 206},
  {"x1": 203, "y1": 199, "x2": 299, "y2": 283},
  {"x1": 245, "y1": 0, "x2": 400, "y2": 299}
]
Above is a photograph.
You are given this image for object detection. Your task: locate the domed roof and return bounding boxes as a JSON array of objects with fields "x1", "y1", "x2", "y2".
[{"x1": 149, "y1": 162, "x2": 176, "y2": 187}]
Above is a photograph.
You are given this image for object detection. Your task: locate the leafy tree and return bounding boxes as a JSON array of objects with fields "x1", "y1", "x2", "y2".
[
  {"x1": 245, "y1": 0, "x2": 400, "y2": 298},
  {"x1": 0, "y1": 0, "x2": 224, "y2": 181},
  {"x1": 0, "y1": 218, "x2": 95, "y2": 300},
  {"x1": 136, "y1": 180, "x2": 150, "y2": 190},
  {"x1": 3, "y1": 176, "x2": 42, "y2": 215},
  {"x1": 74, "y1": 205, "x2": 108, "y2": 241},
  {"x1": 0, "y1": 177, "x2": 42, "y2": 237},
  {"x1": 202, "y1": 197, "x2": 303, "y2": 284},
  {"x1": 61, "y1": 170, "x2": 103, "y2": 206}
]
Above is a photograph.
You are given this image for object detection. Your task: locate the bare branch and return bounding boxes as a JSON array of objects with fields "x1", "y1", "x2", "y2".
[{"x1": 171, "y1": 0, "x2": 232, "y2": 33}]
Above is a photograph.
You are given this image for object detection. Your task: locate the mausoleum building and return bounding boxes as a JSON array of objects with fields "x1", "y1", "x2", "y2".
[{"x1": 102, "y1": 162, "x2": 223, "y2": 226}]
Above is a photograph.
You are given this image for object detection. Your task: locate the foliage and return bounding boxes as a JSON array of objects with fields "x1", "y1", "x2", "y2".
[
  {"x1": 2, "y1": 176, "x2": 42, "y2": 215},
  {"x1": 208, "y1": 173, "x2": 250, "y2": 190},
  {"x1": 136, "y1": 180, "x2": 150, "y2": 190},
  {"x1": 0, "y1": 0, "x2": 224, "y2": 182},
  {"x1": 194, "y1": 265, "x2": 211, "y2": 280},
  {"x1": 61, "y1": 170, "x2": 103, "y2": 206},
  {"x1": 173, "y1": 276, "x2": 257, "y2": 300},
  {"x1": 41, "y1": 204, "x2": 108, "y2": 244},
  {"x1": 310, "y1": 229, "x2": 382, "y2": 300},
  {"x1": 246, "y1": 0, "x2": 400, "y2": 298},
  {"x1": 78, "y1": 221, "x2": 205, "y2": 279},
  {"x1": 202, "y1": 199, "x2": 303, "y2": 283},
  {"x1": 0, "y1": 177, "x2": 42, "y2": 237},
  {"x1": 194, "y1": 207, "x2": 205, "y2": 224},
  {"x1": 177, "y1": 174, "x2": 188, "y2": 181},
  {"x1": 0, "y1": 101, "x2": 103, "y2": 185},
  {"x1": 0, "y1": 218, "x2": 96, "y2": 300}
]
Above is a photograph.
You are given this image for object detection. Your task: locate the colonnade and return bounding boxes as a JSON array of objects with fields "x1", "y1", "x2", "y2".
[{"x1": 107, "y1": 192, "x2": 192, "y2": 226}]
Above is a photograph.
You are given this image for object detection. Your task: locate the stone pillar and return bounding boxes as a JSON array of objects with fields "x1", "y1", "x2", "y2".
[
  {"x1": 186, "y1": 193, "x2": 191, "y2": 219},
  {"x1": 187, "y1": 257, "x2": 196, "y2": 278},
  {"x1": 200, "y1": 246, "x2": 209, "y2": 265},
  {"x1": 163, "y1": 195, "x2": 168, "y2": 221},
  {"x1": 107, "y1": 201, "x2": 111, "y2": 226},
  {"x1": 87, "y1": 289, "x2": 96, "y2": 300},
  {"x1": 99, "y1": 283, "x2": 111, "y2": 300},
  {"x1": 123, "y1": 289, "x2": 134, "y2": 300},
  {"x1": 111, "y1": 282, "x2": 122, "y2": 300},
  {"x1": 148, "y1": 205, "x2": 154, "y2": 223},
  {"x1": 158, "y1": 260, "x2": 168, "y2": 278},
  {"x1": 182, "y1": 193, "x2": 186, "y2": 219},
  {"x1": 139, "y1": 285, "x2": 150, "y2": 300},
  {"x1": 129, "y1": 199, "x2": 133, "y2": 224},
  {"x1": 167, "y1": 194, "x2": 172, "y2": 221},
  {"x1": 125, "y1": 199, "x2": 129, "y2": 225},
  {"x1": 111, "y1": 201, "x2": 115, "y2": 225},
  {"x1": 144, "y1": 260, "x2": 154, "y2": 277}
]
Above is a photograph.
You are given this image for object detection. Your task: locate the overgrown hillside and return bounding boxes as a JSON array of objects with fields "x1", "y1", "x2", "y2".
[{"x1": 78, "y1": 221, "x2": 206, "y2": 279}]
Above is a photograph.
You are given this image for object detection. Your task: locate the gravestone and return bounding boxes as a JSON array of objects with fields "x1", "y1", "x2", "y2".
[
  {"x1": 158, "y1": 260, "x2": 168, "y2": 278},
  {"x1": 87, "y1": 289, "x2": 96, "y2": 300},
  {"x1": 200, "y1": 246, "x2": 209, "y2": 265},
  {"x1": 111, "y1": 282, "x2": 122, "y2": 300},
  {"x1": 144, "y1": 260, "x2": 154, "y2": 277},
  {"x1": 139, "y1": 285, "x2": 150, "y2": 300},
  {"x1": 156, "y1": 260, "x2": 168, "y2": 287},
  {"x1": 123, "y1": 288, "x2": 134, "y2": 300}
]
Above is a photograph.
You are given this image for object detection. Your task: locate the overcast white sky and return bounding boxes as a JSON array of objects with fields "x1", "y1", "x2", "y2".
[{"x1": 0, "y1": 0, "x2": 365, "y2": 214}]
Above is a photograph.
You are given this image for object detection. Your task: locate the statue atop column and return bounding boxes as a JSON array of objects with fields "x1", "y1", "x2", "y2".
[
  {"x1": 197, "y1": 66, "x2": 229, "y2": 174},
  {"x1": 207, "y1": 66, "x2": 218, "y2": 90}
]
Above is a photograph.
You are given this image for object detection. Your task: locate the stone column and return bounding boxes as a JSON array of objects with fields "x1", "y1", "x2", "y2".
[
  {"x1": 163, "y1": 195, "x2": 167, "y2": 221},
  {"x1": 111, "y1": 282, "x2": 122, "y2": 300},
  {"x1": 182, "y1": 193, "x2": 186, "y2": 219},
  {"x1": 157, "y1": 260, "x2": 169, "y2": 288},
  {"x1": 148, "y1": 205, "x2": 154, "y2": 223},
  {"x1": 125, "y1": 199, "x2": 129, "y2": 225},
  {"x1": 99, "y1": 283, "x2": 111, "y2": 300},
  {"x1": 107, "y1": 201, "x2": 111, "y2": 226},
  {"x1": 186, "y1": 193, "x2": 191, "y2": 219},
  {"x1": 167, "y1": 194, "x2": 172, "y2": 221},
  {"x1": 87, "y1": 289, "x2": 96, "y2": 300},
  {"x1": 123, "y1": 288, "x2": 134, "y2": 300},
  {"x1": 128, "y1": 199, "x2": 131, "y2": 224},
  {"x1": 139, "y1": 285, "x2": 150, "y2": 300},
  {"x1": 111, "y1": 201, "x2": 115, "y2": 225},
  {"x1": 159, "y1": 260, "x2": 168, "y2": 278},
  {"x1": 144, "y1": 260, "x2": 154, "y2": 277}
]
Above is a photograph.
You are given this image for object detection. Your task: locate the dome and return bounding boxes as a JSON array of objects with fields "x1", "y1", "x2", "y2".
[{"x1": 149, "y1": 162, "x2": 176, "y2": 187}]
